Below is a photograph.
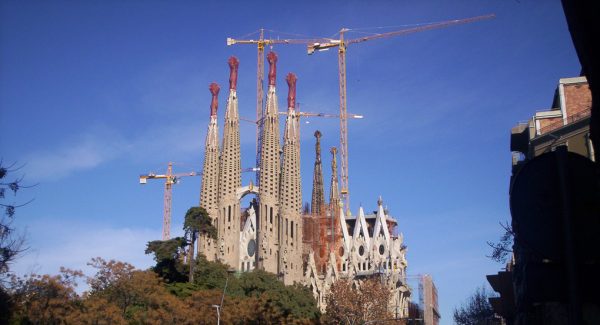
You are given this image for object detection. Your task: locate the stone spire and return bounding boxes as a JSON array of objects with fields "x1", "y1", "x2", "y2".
[
  {"x1": 199, "y1": 82, "x2": 220, "y2": 261},
  {"x1": 257, "y1": 51, "x2": 281, "y2": 274},
  {"x1": 329, "y1": 147, "x2": 340, "y2": 210},
  {"x1": 217, "y1": 56, "x2": 242, "y2": 268},
  {"x1": 279, "y1": 73, "x2": 303, "y2": 284},
  {"x1": 329, "y1": 147, "x2": 343, "y2": 270},
  {"x1": 311, "y1": 131, "x2": 325, "y2": 216}
]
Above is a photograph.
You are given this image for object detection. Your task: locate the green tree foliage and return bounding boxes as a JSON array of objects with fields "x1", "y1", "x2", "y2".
[
  {"x1": 235, "y1": 270, "x2": 320, "y2": 321},
  {"x1": 453, "y1": 286, "x2": 496, "y2": 325},
  {"x1": 145, "y1": 237, "x2": 188, "y2": 283},
  {"x1": 183, "y1": 206, "x2": 216, "y2": 283},
  {"x1": 4, "y1": 207, "x2": 320, "y2": 324},
  {"x1": 5, "y1": 257, "x2": 321, "y2": 324}
]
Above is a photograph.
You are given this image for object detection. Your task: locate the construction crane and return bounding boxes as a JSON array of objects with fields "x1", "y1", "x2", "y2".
[
  {"x1": 139, "y1": 162, "x2": 200, "y2": 241},
  {"x1": 239, "y1": 111, "x2": 364, "y2": 124},
  {"x1": 226, "y1": 30, "x2": 329, "y2": 185},
  {"x1": 139, "y1": 162, "x2": 259, "y2": 241},
  {"x1": 307, "y1": 14, "x2": 495, "y2": 213}
]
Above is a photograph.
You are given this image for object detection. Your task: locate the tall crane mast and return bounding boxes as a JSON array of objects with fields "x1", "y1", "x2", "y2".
[
  {"x1": 226, "y1": 31, "x2": 329, "y2": 185},
  {"x1": 140, "y1": 162, "x2": 200, "y2": 240},
  {"x1": 139, "y1": 163, "x2": 259, "y2": 241},
  {"x1": 307, "y1": 14, "x2": 495, "y2": 213}
]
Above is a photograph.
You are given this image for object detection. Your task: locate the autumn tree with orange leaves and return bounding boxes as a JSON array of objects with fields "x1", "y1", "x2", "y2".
[{"x1": 325, "y1": 278, "x2": 393, "y2": 325}]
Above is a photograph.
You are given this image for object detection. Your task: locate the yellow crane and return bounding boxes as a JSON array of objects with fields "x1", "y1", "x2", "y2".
[
  {"x1": 307, "y1": 14, "x2": 495, "y2": 212},
  {"x1": 226, "y1": 31, "x2": 329, "y2": 185},
  {"x1": 139, "y1": 162, "x2": 200, "y2": 240},
  {"x1": 140, "y1": 162, "x2": 259, "y2": 240}
]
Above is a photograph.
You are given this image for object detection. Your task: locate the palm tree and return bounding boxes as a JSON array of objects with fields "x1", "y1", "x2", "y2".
[{"x1": 183, "y1": 207, "x2": 217, "y2": 282}]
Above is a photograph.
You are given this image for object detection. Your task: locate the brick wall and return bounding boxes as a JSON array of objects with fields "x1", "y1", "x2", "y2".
[
  {"x1": 564, "y1": 83, "x2": 592, "y2": 118},
  {"x1": 539, "y1": 116, "x2": 563, "y2": 135}
]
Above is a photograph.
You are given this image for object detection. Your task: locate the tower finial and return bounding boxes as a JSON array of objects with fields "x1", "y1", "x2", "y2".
[
  {"x1": 267, "y1": 51, "x2": 278, "y2": 86},
  {"x1": 311, "y1": 130, "x2": 325, "y2": 216},
  {"x1": 209, "y1": 82, "x2": 220, "y2": 117},
  {"x1": 330, "y1": 147, "x2": 339, "y2": 203},
  {"x1": 314, "y1": 131, "x2": 322, "y2": 162},
  {"x1": 228, "y1": 56, "x2": 239, "y2": 90},
  {"x1": 286, "y1": 73, "x2": 297, "y2": 109}
]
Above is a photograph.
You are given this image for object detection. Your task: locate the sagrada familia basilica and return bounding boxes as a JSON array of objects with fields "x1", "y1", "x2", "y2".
[{"x1": 198, "y1": 53, "x2": 410, "y2": 314}]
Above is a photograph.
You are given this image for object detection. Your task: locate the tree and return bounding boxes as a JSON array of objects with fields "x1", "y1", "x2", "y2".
[
  {"x1": 486, "y1": 221, "x2": 514, "y2": 264},
  {"x1": 8, "y1": 267, "x2": 83, "y2": 324},
  {"x1": 85, "y1": 257, "x2": 192, "y2": 323},
  {"x1": 453, "y1": 286, "x2": 496, "y2": 325},
  {"x1": 326, "y1": 278, "x2": 392, "y2": 324},
  {"x1": 145, "y1": 237, "x2": 188, "y2": 283},
  {"x1": 183, "y1": 206, "x2": 216, "y2": 283},
  {"x1": 0, "y1": 160, "x2": 34, "y2": 282}
]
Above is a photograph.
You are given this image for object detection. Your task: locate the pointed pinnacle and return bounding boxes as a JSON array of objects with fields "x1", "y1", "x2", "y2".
[
  {"x1": 267, "y1": 51, "x2": 278, "y2": 86},
  {"x1": 286, "y1": 73, "x2": 297, "y2": 109},
  {"x1": 228, "y1": 56, "x2": 239, "y2": 90},
  {"x1": 209, "y1": 83, "x2": 220, "y2": 117}
]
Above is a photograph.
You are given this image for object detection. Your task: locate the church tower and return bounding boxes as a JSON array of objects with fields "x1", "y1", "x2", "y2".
[
  {"x1": 199, "y1": 82, "x2": 220, "y2": 261},
  {"x1": 329, "y1": 147, "x2": 344, "y2": 271},
  {"x1": 279, "y1": 73, "x2": 303, "y2": 284},
  {"x1": 217, "y1": 56, "x2": 242, "y2": 268},
  {"x1": 257, "y1": 51, "x2": 281, "y2": 273},
  {"x1": 311, "y1": 131, "x2": 327, "y2": 273},
  {"x1": 311, "y1": 131, "x2": 325, "y2": 216}
]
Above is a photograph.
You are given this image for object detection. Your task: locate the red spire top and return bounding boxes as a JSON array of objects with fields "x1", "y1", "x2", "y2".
[
  {"x1": 209, "y1": 82, "x2": 220, "y2": 117},
  {"x1": 286, "y1": 73, "x2": 297, "y2": 109},
  {"x1": 267, "y1": 51, "x2": 278, "y2": 86},
  {"x1": 228, "y1": 56, "x2": 239, "y2": 90}
]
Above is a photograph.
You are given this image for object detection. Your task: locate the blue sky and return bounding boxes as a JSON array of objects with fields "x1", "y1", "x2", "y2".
[{"x1": 0, "y1": 1, "x2": 580, "y2": 323}]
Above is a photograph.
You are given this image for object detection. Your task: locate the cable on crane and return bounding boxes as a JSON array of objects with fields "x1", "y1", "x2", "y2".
[
  {"x1": 232, "y1": 30, "x2": 261, "y2": 40},
  {"x1": 262, "y1": 28, "x2": 327, "y2": 40}
]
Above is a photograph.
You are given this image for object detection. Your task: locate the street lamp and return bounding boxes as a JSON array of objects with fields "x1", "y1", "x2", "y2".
[
  {"x1": 212, "y1": 268, "x2": 235, "y2": 325},
  {"x1": 211, "y1": 305, "x2": 221, "y2": 325}
]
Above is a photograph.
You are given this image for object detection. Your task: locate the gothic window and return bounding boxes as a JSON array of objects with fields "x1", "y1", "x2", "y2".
[
  {"x1": 358, "y1": 245, "x2": 365, "y2": 256},
  {"x1": 247, "y1": 239, "x2": 256, "y2": 257}
]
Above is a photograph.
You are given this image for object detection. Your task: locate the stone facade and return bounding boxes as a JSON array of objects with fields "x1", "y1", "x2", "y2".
[{"x1": 198, "y1": 53, "x2": 410, "y2": 316}]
